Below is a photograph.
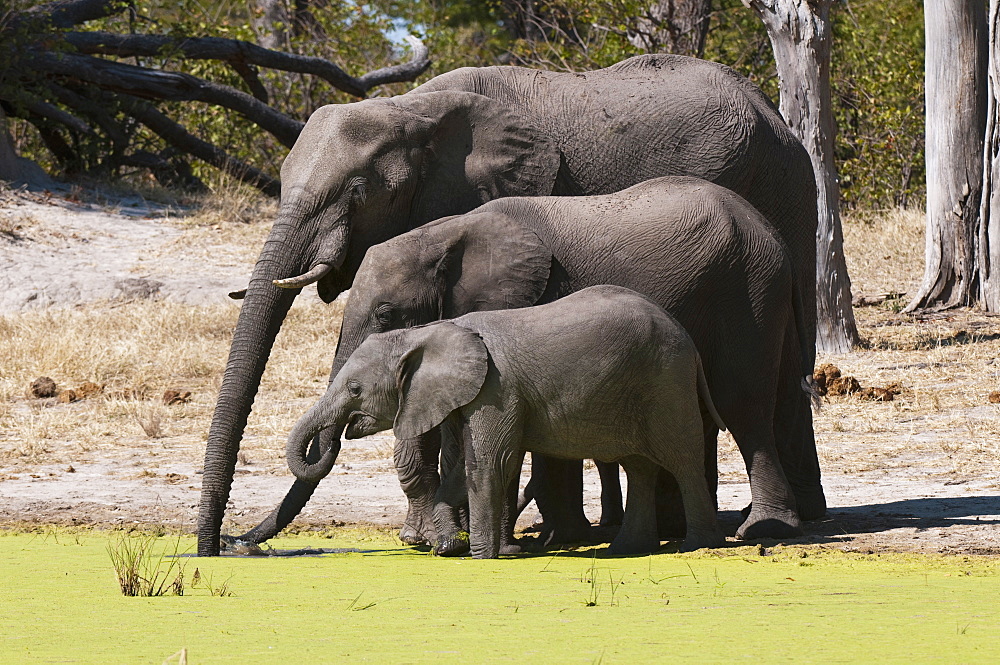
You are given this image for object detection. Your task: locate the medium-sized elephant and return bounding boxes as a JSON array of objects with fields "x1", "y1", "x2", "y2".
[
  {"x1": 303, "y1": 176, "x2": 813, "y2": 545},
  {"x1": 286, "y1": 286, "x2": 727, "y2": 558}
]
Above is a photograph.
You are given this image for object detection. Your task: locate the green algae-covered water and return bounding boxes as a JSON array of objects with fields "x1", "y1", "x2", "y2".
[{"x1": 1, "y1": 528, "x2": 998, "y2": 663}]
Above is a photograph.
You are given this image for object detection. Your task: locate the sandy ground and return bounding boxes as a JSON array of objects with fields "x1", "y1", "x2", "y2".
[
  {"x1": 0, "y1": 185, "x2": 998, "y2": 554},
  {"x1": 0, "y1": 185, "x2": 251, "y2": 310}
]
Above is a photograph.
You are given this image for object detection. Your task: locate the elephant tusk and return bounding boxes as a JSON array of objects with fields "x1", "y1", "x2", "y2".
[
  {"x1": 273, "y1": 263, "x2": 334, "y2": 289},
  {"x1": 228, "y1": 288, "x2": 247, "y2": 300}
]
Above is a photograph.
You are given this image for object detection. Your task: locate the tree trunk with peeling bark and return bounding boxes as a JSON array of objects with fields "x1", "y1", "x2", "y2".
[
  {"x1": 628, "y1": 0, "x2": 713, "y2": 56},
  {"x1": 743, "y1": 0, "x2": 860, "y2": 354},
  {"x1": 982, "y1": 0, "x2": 1000, "y2": 311},
  {"x1": 907, "y1": 0, "x2": 987, "y2": 312}
]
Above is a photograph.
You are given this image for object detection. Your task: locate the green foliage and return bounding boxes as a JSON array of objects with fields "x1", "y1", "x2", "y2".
[
  {"x1": 373, "y1": 0, "x2": 514, "y2": 75},
  {"x1": 704, "y1": 1, "x2": 778, "y2": 101},
  {"x1": 832, "y1": 0, "x2": 924, "y2": 209},
  {"x1": 6, "y1": 0, "x2": 925, "y2": 210},
  {"x1": 139, "y1": 0, "x2": 402, "y2": 184}
]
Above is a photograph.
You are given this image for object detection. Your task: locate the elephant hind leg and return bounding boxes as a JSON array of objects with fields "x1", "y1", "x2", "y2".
[
  {"x1": 596, "y1": 460, "x2": 624, "y2": 527},
  {"x1": 671, "y1": 466, "x2": 725, "y2": 552},
  {"x1": 531, "y1": 455, "x2": 593, "y2": 546},
  {"x1": 607, "y1": 456, "x2": 660, "y2": 555},
  {"x1": 773, "y1": 332, "x2": 826, "y2": 520},
  {"x1": 731, "y1": 423, "x2": 803, "y2": 540}
]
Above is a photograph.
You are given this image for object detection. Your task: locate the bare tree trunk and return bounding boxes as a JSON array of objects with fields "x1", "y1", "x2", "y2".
[
  {"x1": 907, "y1": 0, "x2": 987, "y2": 312},
  {"x1": 978, "y1": 1, "x2": 1000, "y2": 311},
  {"x1": 743, "y1": 0, "x2": 860, "y2": 353},
  {"x1": 629, "y1": 0, "x2": 713, "y2": 56},
  {"x1": 251, "y1": 0, "x2": 288, "y2": 50}
]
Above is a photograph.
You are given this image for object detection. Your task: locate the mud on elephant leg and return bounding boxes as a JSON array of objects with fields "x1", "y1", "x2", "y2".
[
  {"x1": 430, "y1": 417, "x2": 475, "y2": 556},
  {"x1": 394, "y1": 430, "x2": 442, "y2": 546}
]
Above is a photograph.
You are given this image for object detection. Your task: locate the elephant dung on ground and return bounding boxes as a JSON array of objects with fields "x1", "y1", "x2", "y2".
[
  {"x1": 199, "y1": 54, "x2": 819, "y2": 556},
  {"x1": 286, "y1": 286, "x2": 728, "y2": 558}
]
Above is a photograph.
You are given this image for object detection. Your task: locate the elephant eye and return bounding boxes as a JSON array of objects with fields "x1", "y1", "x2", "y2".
[
  {"x1": 349, "y1": 180, "x2": 367, "y2": 203},
  {"x1": 375, "y1": 306, "x2": 392, "y2": 326},
  {"x1": 347, "y1": 380, "x2": 362, "y2": 397}
]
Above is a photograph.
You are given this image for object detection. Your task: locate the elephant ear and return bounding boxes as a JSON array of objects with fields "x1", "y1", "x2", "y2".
[
  {"x1": 390, "y1": 91, "x2": 562, "y2": 224},
  {"x1": 429, "y1": 211, "x2": 552, "y2": 316},
  {"x1": 393, "y1": 322, "x2": 488, "y2": 440}
]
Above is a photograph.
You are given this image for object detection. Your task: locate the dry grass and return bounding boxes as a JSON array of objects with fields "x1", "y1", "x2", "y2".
[
  {"x1": 805, "y1": 208, "x2": 1000, "y2": 481},
  {"x1": 1, "y1": 200, "x2": 997, "y2": 493},
  {"x1": 842, "y1": 207, "x2": 926, "y2": 300},
  {"x1": 0, "y1": 295, "x2": 345, "y2": 468}
]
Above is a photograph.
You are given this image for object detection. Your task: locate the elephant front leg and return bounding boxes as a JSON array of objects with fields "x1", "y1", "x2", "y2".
[
  {"x1": 394, "y1": 429, "x2": 442, "y2": 546},
  {"x1": 499, "y1": 452, "x2": 526, "y2": 555},
  {"x1": 463, "y1": 416, "x2": 523, "y2": 560}
]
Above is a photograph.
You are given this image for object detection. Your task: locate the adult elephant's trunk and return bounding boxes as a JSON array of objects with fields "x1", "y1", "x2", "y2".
[{"x1": 198, "y1": 222, "x2": 329, "y2": 556}]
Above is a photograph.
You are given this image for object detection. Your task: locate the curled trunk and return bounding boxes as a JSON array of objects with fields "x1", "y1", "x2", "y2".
[{"x1": 285, "y1": 402, "x2": 342, "y2": 482}]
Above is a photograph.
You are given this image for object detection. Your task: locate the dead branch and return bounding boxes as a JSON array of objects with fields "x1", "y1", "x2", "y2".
[
  {"x1": 126, "y1": 100, "x2": 280, "y2": 196},
  {"x1": 0, "y1": 0, "x2": 431, "y2": 194}
]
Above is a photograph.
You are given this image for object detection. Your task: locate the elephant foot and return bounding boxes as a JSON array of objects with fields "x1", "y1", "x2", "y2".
[
  {"x1": 433, "y1": 533, "x2": 471, "y2": 556},
  {"x1": 735, "y1": 507, "x2": 802, "y2": 541},
  {"x1": 598, "y1": 513, "x2": 624, "y2": 527},
  {"x1": 678, "y1": 529, "x2": 726, "y2": 553},
  {"x1": 656, "y1": 510, "x2": 687, "y2": 539},
  {"x1": 399, "y1": 523, "x2": 433, "y2": 546},
  {"x1": 540, "y1": 511, "x2": 594, "y2": 547},
  {"x1": 607, "y1": 532, "x2": 660, "y2": 556},
  {"x1": 793, "y1": 486, "x2": 827, "y2": 521},
  {"x1": 500, "y1": 541, "x2": 523, "y2": 556},
  {"x1": 587, "y1": 524, "x2": 619, "y2": 544},
  {"x1": 541, "y1": 522, "x2": 595, "y2": 547}
]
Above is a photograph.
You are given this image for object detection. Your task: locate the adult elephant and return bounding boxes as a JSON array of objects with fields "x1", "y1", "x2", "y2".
[{"x1": 198, "y1": 54, "x2": 821, "y2": 556}]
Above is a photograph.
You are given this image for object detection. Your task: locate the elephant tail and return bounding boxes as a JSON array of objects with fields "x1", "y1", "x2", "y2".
[{"x1": 695, "y1": 355, "x2": 726, "y2": 432}]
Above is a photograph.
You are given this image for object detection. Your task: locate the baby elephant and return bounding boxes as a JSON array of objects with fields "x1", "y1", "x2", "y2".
[{"x1": 285, "y1": 285, "x2": 726, "y2": 558}]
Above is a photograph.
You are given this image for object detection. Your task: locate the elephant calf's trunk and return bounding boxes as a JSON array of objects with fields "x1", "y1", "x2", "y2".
[{"x1": 286, "y1": 412, "x2": 340, "y2": 483}]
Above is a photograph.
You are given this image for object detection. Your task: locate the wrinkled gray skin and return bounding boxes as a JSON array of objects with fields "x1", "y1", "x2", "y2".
[
  {"x1": 287, "y1": 286, "x2": 728, "y2": 558},
  {"x1": 198, "y1": 54, "x2": 820, "y2": 556},
  {"x1": 324, "y1": 177, "x2": 811, "y2": 547}
]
